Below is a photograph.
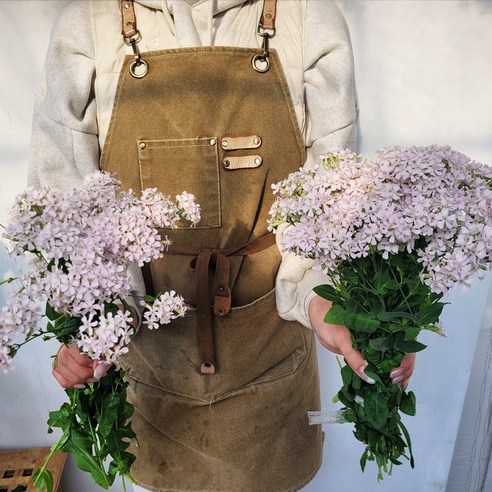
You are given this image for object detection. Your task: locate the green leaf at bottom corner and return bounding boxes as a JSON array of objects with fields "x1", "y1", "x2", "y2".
[
  {"x1": 33, "y1": 468, "x2": 54, "y2": 492},
  {"x1": 360, "y1": 449, "x2": 369, "y2": 473},
  {"x1": 62, "y1": 429, "x2": 111, "y2": 489}
]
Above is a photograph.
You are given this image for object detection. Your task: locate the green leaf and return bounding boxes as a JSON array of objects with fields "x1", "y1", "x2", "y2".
[
  {"x1": 340, "y1": 364, "x2": 353, "y2": 387},
  {"x1": 394, "y1": 333, "x2": 427, "y2": 353},
  {"x1": 353, "y1": 313, "x2": 381, "y2": 334},
  {"x1": 362, "y1": 368, "x2": 382, "y2": 385},
  {"x1": 365, "y1": 390, "x2": 390, "y2": 429},
  {"x1": 360, "y1": 449, "x2": 369, "y2": 472},
  {"x1": 414, "y1": 302, "x2": 445, "y2": 325},
  {"x1": 52, "y1": 315, "x2": 82, "y2": 342},
  {"x1": 313, "y1": 284, "x2": 341, "y2": 303},
  {"x1": 379, "y1": 354, "x2": 404, "y2": 373},
  {"x1": 98, "y1": 394, "x2": 121, "y2": 438},
  {"x1": 374, "y1": 269, "x2": 400, "y2": 294},
  {"x1": 400, "y1": 391, "x2": 416, "y2": 416},
  {"x1": 388, "y1": 323, "x2": 407, "y2": 334},
  {"x1": 33, "y1": 468, "x2": 54, "y2": 492},
  {"x1": 398, "y1": 421, "x2": 415, "y2": 468},
  {"x1": 364, "y1": 296, "x2": 384, "y2": 316},
  {"x1": 404, "y1": 327, "x2": 421, "y2": 341},
  {"x1": 338, "y1": 390, "x2": 354, "y2": 408},
  {"x1": 45, "y1": 302, "x2": 60, "y2": 322},
  {"x1": 47, "y1": 403, "x2": 72, "y2": 430},
  {"x1": 62, "y1": 429, "x2": 111, "y2": 489},
  {"x1": 377, "y1": 311, "x2": 418, "y2": 324},
  {"x1": 324, "y1": 304, "x2": 346, "y2": 325},
  {"x1": 424, "y1": 324, "x2": 446, "y2": 337},
  {"x1": 368, "y1": 336, "x2": 391, "y2": 352}
]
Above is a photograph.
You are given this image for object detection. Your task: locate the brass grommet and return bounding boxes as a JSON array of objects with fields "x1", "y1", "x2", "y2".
[
  {"x1": 254, "y1": 157, "x2": 262, "y2": 166},
  {"x1": 130, "y1": 59, "x2": 149, "y2": 78},
  {"x1": 253, "y1": 137, "x2": 261, "y2": 146},
  {"x1": 210, "y1": 138, "x2": 216, "y2": 146},
  {"x1": 222, "y1": 140, "x2": 229, "y2": 148},
  {"x1": 139, "y1": 142, "x2": 146, "y2": 150},
  {"x1": 224, "y1": 160, "x2": 230, "y2": 168},
  {"x1": 252, "y1": 54, "x2": 270, "y2": 73}
]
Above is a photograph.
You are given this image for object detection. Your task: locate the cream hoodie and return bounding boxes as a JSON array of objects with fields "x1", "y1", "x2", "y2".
[{"x1": 29, "y1": 0, "x2": 357, "y2": 328}]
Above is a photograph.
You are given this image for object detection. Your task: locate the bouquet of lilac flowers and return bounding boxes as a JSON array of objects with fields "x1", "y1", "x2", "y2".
[
  {"x1": 269, "y1": 145, "x2": 492, "y2": 479},
  {"x1": 0, "y1": 172, "x2": 200, "y2": 491}
]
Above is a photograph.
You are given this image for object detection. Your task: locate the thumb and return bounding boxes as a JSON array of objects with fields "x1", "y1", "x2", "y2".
[
  {"x1": 93, "y1": 360, "x2": 112, "y2": 380},
  {"x1": 343, "y1": 347, "x2": 376, "y2": 385}
]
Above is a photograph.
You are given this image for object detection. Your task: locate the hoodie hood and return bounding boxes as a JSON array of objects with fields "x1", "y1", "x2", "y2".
[{"x1": 135, "y1": 0, "x2": 249, "y2": 46}]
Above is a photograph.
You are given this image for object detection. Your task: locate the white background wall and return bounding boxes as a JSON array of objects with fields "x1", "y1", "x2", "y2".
[{"x1": 0, "y1": 2, "x2": 491, "y2": 492}]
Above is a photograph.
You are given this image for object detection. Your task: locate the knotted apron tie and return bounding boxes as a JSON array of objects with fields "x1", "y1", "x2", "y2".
[{"x1": 160, "y1": 232, "x2": 276, "y2": 374}]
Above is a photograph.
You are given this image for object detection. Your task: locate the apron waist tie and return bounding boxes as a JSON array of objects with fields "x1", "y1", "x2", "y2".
[{"x1": 162, "y1": 232, "x2": 277, "y2": 375}]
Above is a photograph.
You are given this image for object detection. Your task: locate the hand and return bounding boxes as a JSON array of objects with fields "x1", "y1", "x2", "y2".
[
  {"x1": 52, "y1": 304, "x2": 138, "y2": 389},
  {"x1": 308, "y1": 295, "x2": 416, "y2": 387},
  {"x1": 52, "y1": 344, "x2": 111, "y2": 389},
  {"x1": 389, "y1": 353, "x2": 415, "y2": 389}
]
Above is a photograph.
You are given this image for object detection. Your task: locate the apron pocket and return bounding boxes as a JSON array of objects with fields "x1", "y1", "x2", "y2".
[
  {"x1": 138, "y1": 137, "x2": 221, "y2": 229},
  {"x1": 123, "y1": 289, "x2": 308, "y2": 402}
]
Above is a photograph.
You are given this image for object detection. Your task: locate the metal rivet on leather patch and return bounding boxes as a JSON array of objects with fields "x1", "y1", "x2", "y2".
[
  {"x1": 139, "y1": 142, "x2": 146, "y2": 150},
  {"x1": 254, "y1": 157, "x2": 262, "y2": 166},
  {"x1": 222, "y1": 139, "x2": 228, "y2": 148},
  {"x1": 224, "y1": 160, "x2": 230, "y2": 168},
  {"x1": 124, "y1": 2, "x2": 130, "y2": 8},
  {"x1": 217, "y1": 308, "x2": 225, "y2": 316},
  {"x1": 210, "y1": 138, "x2": 216, "y2": 146},
  {"x1": 253, "y1": 137, "x2": 261, "y2": 146}
]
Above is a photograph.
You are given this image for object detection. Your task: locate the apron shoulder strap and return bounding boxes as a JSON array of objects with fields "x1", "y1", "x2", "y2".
[
  {"x1": 120, "y1": 0, "x2": 137, "y2": 38},
  {"x1": 260, "y1": 0, "x2": 278, "y2": 32}
]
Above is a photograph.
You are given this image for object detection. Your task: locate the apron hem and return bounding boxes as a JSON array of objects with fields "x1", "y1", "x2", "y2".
[{"x1": 133, "y1": 456, "x2": 322, "y2": 492}]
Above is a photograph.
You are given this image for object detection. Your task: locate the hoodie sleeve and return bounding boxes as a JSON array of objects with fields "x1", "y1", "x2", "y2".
[
  {"x1": 29, "y1": 1, "x2": 146, "y2": 318},
  {"x1": 303, "y1": 0, "x2": 358, "y2": 166},
  {"x1": 29, "y1": 1, "x2": 99, "y2": 192},
  {"x1": 275, "y1": 1, "x2": 357, "y2": 328}
]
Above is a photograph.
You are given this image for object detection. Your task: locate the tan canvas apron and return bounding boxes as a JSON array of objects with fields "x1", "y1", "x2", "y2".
[{"x1": 100, "y1": 2, "x2": 322, "y2": 490}]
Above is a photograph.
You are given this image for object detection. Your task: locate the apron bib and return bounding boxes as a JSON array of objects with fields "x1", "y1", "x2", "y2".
[{"x1": 100, "y1": 2, "x2": 322, "y2": 490}]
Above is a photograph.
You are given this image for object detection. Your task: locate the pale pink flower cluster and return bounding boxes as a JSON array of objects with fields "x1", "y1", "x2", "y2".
[
  {"x1": 176, "y1": 192, "x2": 202, "y2": 226},
  {"x1": 76, "y1": 310, "x2": 135, "y2": 362},
  {"x1": 269, "y1": 145, "x2": 492, "y2": 294},
  {"x1": 0, "y1": 172, "x2": 199, "y2": 370},
  {"x1": 0, "y1": 290, "x2": 43, "y2": 373},
  {"x1": 139, "y1": 291, "x2": 188, "y2": 330}
]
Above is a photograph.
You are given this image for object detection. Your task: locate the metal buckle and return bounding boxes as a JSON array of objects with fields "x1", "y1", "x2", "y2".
[
  {"x1": 124, "y1": 30, "x2": 148, "y2": 79},
  {"x1": 252, "y1": 22, "x2": 275, "y2": 73}
]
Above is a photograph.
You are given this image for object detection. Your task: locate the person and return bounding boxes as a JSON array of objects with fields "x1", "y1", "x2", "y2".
[{"x1": 29, "y1": 1, "x2": 415, "y2": 490}]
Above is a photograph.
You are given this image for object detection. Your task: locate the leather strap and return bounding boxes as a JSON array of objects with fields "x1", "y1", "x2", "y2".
[
  {"x1": 120, "y1": 0, "x2": 137, "y2": 38},
  {"x1": 223, "y1": 155, "x2": 263, "y2": 170},
  {"x1": 221, "y1": 135, "x2": 262, "y2": 150},
  {"x1": 260, "y1": 0, "x2": 277, "y2": 31},
  {"x1": 164, "y1": 232, "x2": 276, "y2": 374}
]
